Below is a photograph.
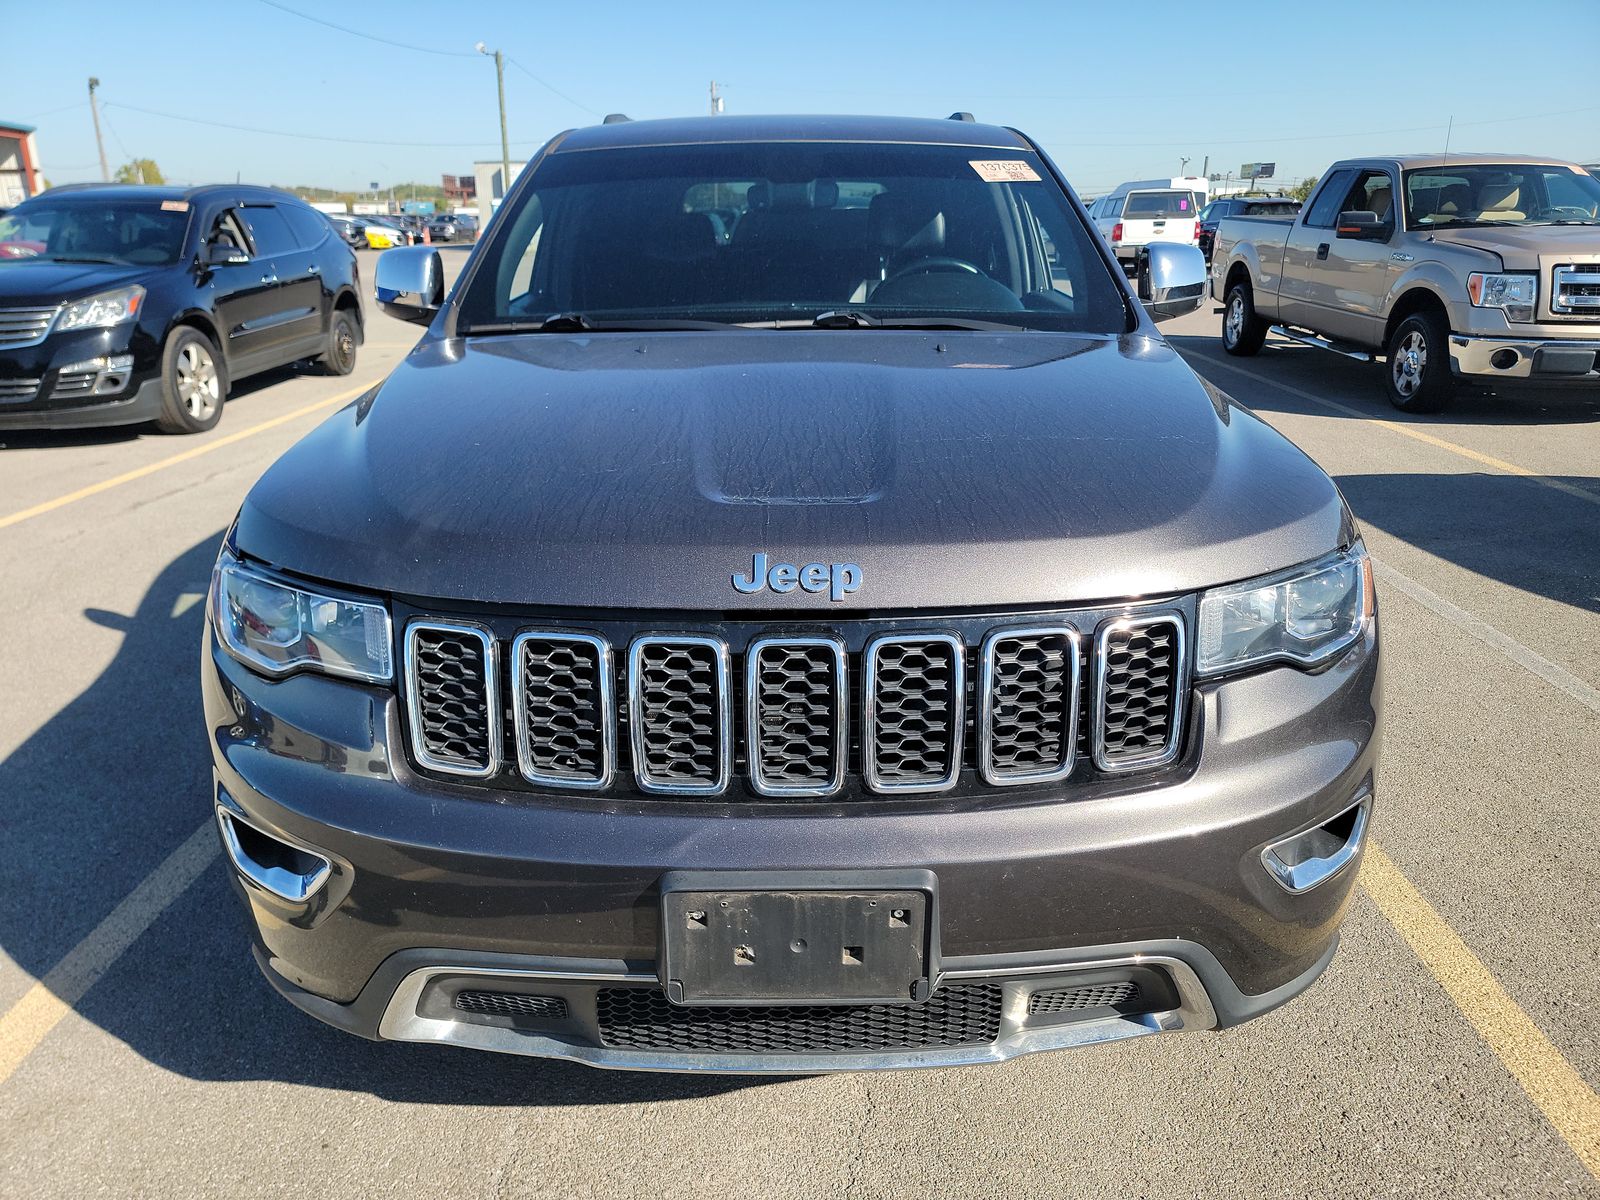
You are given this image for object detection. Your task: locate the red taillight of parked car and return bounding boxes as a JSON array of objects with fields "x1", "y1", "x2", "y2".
[
  {"x1": 1194, "y1": 220, "x2": 1201, "y2": 242},
  {"x1": 1111, "y1": 222, "x2": 1123, "y2": 244}
]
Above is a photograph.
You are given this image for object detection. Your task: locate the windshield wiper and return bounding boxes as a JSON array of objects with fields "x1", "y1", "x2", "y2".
[
  {"x1": 776, "y1": 310, "x2": 1027, "y2": 332},
  {"x1": 46, "y1": 255, "x2": 123, "y2": 264},
  {"x1": 464, "y1": 312, "x2": 743, "y2": 334},
  {"x1": 1525, "y1": 219, "x2": 1600, "y2": 226}
]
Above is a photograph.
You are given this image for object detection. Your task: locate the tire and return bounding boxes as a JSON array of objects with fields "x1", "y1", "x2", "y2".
[
  {"x1": 1222, "y1": 282, "x2": 1268, "y2": 356},
  {"x1": 153, "y1": 327, "x2": 227, "y2": 434},
  {"x1": 1383, "y1": 310, "x2": 1454, "y2": 413},
  {"x1": 317, "y1": 308, "x2": 359, "y2": 376}
]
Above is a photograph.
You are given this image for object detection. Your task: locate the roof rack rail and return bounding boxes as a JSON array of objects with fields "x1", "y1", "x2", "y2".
[
  {"x1": 948, "y1": 111, "x2": 975, "y2": 122},
  {"x1": 602, "y1": 113, "x2": 631, "y2": 124}
]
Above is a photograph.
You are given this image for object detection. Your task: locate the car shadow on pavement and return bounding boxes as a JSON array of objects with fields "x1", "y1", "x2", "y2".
[
  {"x1": 1166, "y1": 334, "x2": 1600, "y2": 428},
  {"x1": 1, "y1": 532, "x2": 778, "y2": 1105},
  {"x1": 1335, "y1": 471, "x2": 1600, "y2": 616}
]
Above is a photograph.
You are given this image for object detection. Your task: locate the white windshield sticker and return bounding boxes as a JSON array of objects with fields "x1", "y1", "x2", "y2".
[
  {"x1": 969, "y1": 160, "x2": 1040, "y2": 183},
  {"x1": 160, "y1": 200, "x2": 189, "y2": 212}
]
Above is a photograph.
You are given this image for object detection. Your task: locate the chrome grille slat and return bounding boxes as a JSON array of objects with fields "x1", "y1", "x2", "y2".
[
  {"x1": 628, "y1": 635, "x2": 731, "y2": 795},
  {"x1": 0, "y1": 377, "x2": 42, "y2": 401},
  {"x1": 1552, "y1": 264, "x2": 1600, "y2": 314},
  {"x1": 863, "y1": 633, "x2": 964, "y2": 793},
  {"x1": 1093, "y1": 614, "x2": 1186, "y2": 773},
  {"x1": 404, "y1": 621, "x2": 500, "y2": 777},
  {"x1": 512, "y1": 631, "x2": 613, "y2": 789},
  {"x1": 747, "y1": 636, "x2": 847, "y2": 797},
  {"x1": 979, "y1": 626, "x2": 1081, "y2": 786},
  {"x1": 0, "y1": 306, "x2": 58, "y2": 349}
]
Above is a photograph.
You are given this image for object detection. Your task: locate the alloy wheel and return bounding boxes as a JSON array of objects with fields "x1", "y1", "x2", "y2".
[
  {"x1": 176, "y1": 342, "x2": 220, "y2": 419},
  {"x1": 1392, "y1": 330, "x2": 1426, "y2": 398}
]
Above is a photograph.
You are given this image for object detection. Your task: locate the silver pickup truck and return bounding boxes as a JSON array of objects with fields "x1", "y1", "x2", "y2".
[{"x1": 1210, "y1": 154, "x2": 1600, "y2": 411}]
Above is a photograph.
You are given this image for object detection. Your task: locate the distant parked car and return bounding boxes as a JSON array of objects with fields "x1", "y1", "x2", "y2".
[
  {"x1": 0, "y1": 183, "x2": 363, "y2": 434},
  {"x1": 426, "y1": 213, "x2": 473, "y2": 241},
  {"x1": 323, "y1": 212, "x2": 368, "y2": 250},
  {"x1": 1196, "y1": 196, "x2": 1301, "y2": 262},
  {"x1": 363, "y1": 221, "x2": 409, "y2": 250}
]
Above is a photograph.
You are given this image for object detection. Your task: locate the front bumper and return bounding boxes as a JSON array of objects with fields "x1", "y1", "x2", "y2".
[
  {"x1": 1448, "y1": 333, "x2": 1600, "y2": 383},
  {"x1": 0, "y1": 322, "x2": 164, "y2": 428},
  {"x1": 205, "y1": 617, "x2": 1380, "y2": 1070}
]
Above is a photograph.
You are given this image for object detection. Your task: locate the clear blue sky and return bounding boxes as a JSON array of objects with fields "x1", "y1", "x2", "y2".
[{"x1": 7, "y1": 0, "x2": 1599, "y2": 195}]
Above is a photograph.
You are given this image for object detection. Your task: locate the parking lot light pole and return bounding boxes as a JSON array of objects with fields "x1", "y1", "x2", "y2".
[{"x1": 476, "y1": 42, "x2": 511, "y2": 210}]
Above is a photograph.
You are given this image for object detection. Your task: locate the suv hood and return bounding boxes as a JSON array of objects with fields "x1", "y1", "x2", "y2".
[
  {"x1": 1427, "y1": 224, "x2": 1600, "y2": 270},
  {"x1": 236, "y1": 331, "x2": 1351, "y2": 610},
  {"x1": 0, "y1": 259, "x2": 152, "y2": 306}
]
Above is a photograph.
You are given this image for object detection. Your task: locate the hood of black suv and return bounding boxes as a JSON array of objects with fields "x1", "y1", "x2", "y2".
[
  {"x1": 0, "y1": 259, "x2": 153, "y2": 306},
  {"x1": 236, "y1": 330, "x2": 1351, "y2": 610}
]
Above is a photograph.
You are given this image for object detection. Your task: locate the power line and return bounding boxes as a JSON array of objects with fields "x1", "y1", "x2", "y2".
[
  {"x1": 254, "y1": 0, "x2": 477, "y2": 57},
  {"x1": 104, "y1": 101, "x2": 544, "y2": 149},
  {"x1": 506, "y1": 56, "x2": 602, "y2": 118}
]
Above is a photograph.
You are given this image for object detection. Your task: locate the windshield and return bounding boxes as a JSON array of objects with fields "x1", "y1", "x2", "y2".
[
  {"x1": 1122, "y1": 190, "x2": 1195, "y2": 219},
  {"x1": 0, "y1": 198, "x2": 192, "y2": 265},
  {"x1": 1404, "y1": 165, "x2": 1600, "y2": 228},
  {"x1": 456, "y1": 141, "x2": 1128, "y2": 334}
]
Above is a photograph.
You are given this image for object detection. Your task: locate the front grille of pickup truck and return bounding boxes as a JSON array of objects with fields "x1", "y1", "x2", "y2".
[
  {"x1": 1552, "y1": 264, "x2": 1600, "y2": 314},
  {"x1": 594, "y1": 984, "x2": 1003, "y2": 1054},
  {"x1": 401, "y1": 607, "x2": 1189, "y2": 798}
]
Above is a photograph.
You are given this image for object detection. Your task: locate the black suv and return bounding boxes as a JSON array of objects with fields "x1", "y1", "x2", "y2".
[
  {"x1": 208, "y1": 115, "x2": 1379, "y2": 1072},
  {"x1": 1197, "y1": 195, "x2": 1302, "y2": 262},
  {"x1": 0, "y1": 184, "x2": 363, "y2": 434}
]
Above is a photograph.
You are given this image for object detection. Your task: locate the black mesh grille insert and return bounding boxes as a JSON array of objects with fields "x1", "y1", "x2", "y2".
[
  {"x1": 984, "y1": 630, "x2": 1076, "y2": 781},
  {"x1": 595, "y1": 985, "x2": 1003, "y2": 1054},
  {"x1": 515, "y1": 634, "x2": 608, "y2": 784},
  {"x1": 408, "y1": 625, "x2": 494, "y2": 772},
  {"x1": 1028, "y1": 981, "x2": 1141, "y2": 1014},
  {"x1": 1097, "y1": 619, "x2": 1181, "y2": 768},
  {"x1": 454, "y1": 991, "x2": 570, "y2": 1020},
  {"x1": 631, "y1": 639, "x2": 726, "y2": 790},
  {"x1": 751, "y1": 640, "x2": 843, "y2": 792},
  {"x1": 867, "y1": 637, "x2": 961, "y2": 789}
]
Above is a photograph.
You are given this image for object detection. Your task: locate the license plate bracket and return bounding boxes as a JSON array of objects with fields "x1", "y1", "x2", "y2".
[{"x1": 659, "y1": 870, "x2": 937, "y2": 1007}]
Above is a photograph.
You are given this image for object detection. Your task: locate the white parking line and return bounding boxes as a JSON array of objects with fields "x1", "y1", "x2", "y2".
[{"x1": 1373, "y1": 559, "x2": 1600, "y2": 716}]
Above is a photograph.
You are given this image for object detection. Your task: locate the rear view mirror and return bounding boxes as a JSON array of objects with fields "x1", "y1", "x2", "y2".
[
  {"x1": 205, "y1": 242, "x2": 248, "y2": 266},
  {"x1": 1335, "y1": 211, "x2": 1392, "y2": 241},
  {"x1": 375, "y1": 246, "x2": 444, "y2": 325},
  {"x1": 1137, "y1": 243, "x2": 1207, "y2": 322}
]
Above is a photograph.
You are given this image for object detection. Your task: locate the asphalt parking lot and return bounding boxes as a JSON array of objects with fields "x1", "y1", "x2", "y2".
[{"x1": 1, "y1": 247, "x2": 1597, "y2": 1199}]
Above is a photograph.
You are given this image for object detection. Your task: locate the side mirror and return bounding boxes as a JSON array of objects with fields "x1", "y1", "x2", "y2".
[
  {"x1": 1136, "y1": 243, "x2": 1207, "y2": 323},
  {"x1": 1336, "y1": 210, "x2": 1392, "y2": 241},
  {"x1": 205, "y1": 242, "x2": 248, "y2": 266},
  {"x1": 374, "y1": 246, "x2": 444, "y2": 324}
]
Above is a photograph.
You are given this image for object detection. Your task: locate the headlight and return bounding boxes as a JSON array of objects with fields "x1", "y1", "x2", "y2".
[
  {"x1": 55, "y1": 284, "x2": 146, "y2": 332},
  {"x1": 212, "y1": 550, "x2": 392, "y2": 682},
  {"x1": 1467, "y1": 272, "x2": 1536, "y2": 323},
  {"x1": 1197, "y1": 544, "x2": 1373, "y2": 677}
]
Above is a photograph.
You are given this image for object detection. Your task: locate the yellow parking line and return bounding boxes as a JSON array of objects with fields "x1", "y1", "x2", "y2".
[
  {"x1": 1362, "y1": 842, "x2": 1600, "y2": 1179},
  {"x1": 0, "y1": 378, "x2": 377, "y2": 532},
  {"x1": 1187, "y1": 354, "x2": 1600, "y2": 510},
  {"x1": 0, "y1": 820, "x2": 218, "y2": 1087}
]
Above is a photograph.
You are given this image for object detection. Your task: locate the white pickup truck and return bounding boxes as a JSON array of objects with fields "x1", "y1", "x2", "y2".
[{"x1": 1209, "y1": 154, "x2": 1600, "y2": 411}]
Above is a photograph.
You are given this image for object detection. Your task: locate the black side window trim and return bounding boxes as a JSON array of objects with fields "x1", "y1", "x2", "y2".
[{"x1": 1302, "y1": 169, "x2": 1356, "y2": 228}]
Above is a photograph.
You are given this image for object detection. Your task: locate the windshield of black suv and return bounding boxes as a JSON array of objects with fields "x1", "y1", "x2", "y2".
[
  {"x1": 1404, "y1": 164, "x2": 1600, "y2": 228},
  {"x1": 456, "y1": 141, "x2": 1129, "y2": 333},
  {"x1": 0, "y1": 197, "x2": 192, "y2": 265}
]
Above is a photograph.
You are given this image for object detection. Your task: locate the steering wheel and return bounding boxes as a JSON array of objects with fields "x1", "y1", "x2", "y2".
[{"x1": 885, "y1": 255, "x2": 983, "y2": 282}]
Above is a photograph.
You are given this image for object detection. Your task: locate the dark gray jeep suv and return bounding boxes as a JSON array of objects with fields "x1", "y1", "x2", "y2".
[{"x1": 204, "y1": 115, "x2": 1380, "y2": 1072}]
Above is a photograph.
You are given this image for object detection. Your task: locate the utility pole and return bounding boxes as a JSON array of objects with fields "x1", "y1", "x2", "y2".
[
  {"x1": 1179, "y1": 156, "x2": 1190, "y2": 177},
  {"x1": 87, "y1": 76, "x2": 110, "y2": 182},
  {"x1": 709, "y1": 80, "x2": 724, "y2": 115},
  {"x1": 476, "y1": 43, "x2": 511, "y2": 207},
  {"x1": 1201, "y1": 155, "x2": 1209, "y2": 180}
]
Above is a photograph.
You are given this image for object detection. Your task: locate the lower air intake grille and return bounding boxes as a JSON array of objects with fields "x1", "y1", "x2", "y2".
[
  {"x1": 595, "y1": 984, "x2": 1003, "y2": 1054},
  {"x1": 629, "y1": 636, "x2": 729, "y2": 793},
  {"x1": 865, "y1": 635, "x2": 964, "y2": 791},
  {"x1": 1028, "y1": 981, "x2": 1141, "y2": 1014},
  {"x1": 454, "y1": 991, "x2": 570, "y2": 1020},
  {"x1": 1095, "y1": 615, "x2": 1184, "y2": 771},
  {"x1": 405, "y1": 623, "x2": 497, "y2": 775},
  {"x1": 0, "y1": 377, "x2": 40, "y2": 401}
]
